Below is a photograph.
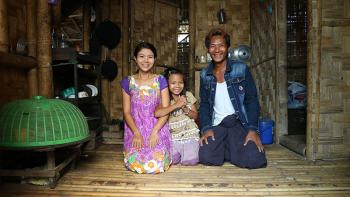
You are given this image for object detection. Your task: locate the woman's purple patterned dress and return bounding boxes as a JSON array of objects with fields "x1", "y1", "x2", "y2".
[{"x1": 120, "y1": 75, "x2": 172, "y2": 173}]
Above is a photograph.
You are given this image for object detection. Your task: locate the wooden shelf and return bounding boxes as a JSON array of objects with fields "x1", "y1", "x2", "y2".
[{"x1": 0, "y1": 51, "x2": 37, "y2": 69}]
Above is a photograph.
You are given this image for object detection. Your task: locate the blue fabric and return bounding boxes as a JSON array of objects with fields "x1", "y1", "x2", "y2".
[
  {"x1": 199, "y1": 115, "x2": 267, "y2": 169},
  {"x1": 199, "y1": 60, "x2": 260, "y2": 133}
]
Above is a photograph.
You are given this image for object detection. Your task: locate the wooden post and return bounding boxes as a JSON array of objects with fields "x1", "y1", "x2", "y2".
[
  {"x1": 37, "y1": 0, "x2": 53, "y2": 98},
  {"x1": 188, "y1": 0, "x2": 195, "y2": 92},
  {"x1": 27, "y1": 0, "x2": 38, "y2": 98},
  {"x1": 83, "y1": 0, "x2": 91, "y2": 51},
  {"x1": 100, "y1": 0, "x2": 111, "y2": 123},
  {"x1": 0, "y1": 0, "x2": 8, "y2": 52},
  {"x1": 122, "y1": 0, "x2": 129, "y2": 77},
  {"x1": 52, "y1": 0, "x2": 61, "y2": 27},
  {"x1": 275, "y1": 0, "x2": 288, "y2": 143},
  {"x1": 306, "y1": 0, "x2": 322, "y2": 160}
]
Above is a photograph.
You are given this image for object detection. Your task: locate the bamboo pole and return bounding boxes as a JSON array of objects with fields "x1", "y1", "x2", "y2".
[
  {"x1": 52, "y1": 0, "x2": 61, "y2": 27},
  {"x1": 83, "y1": 0, "x2": 91, "y2": 51},
  {"x1": 0, "y1": 0, "x2": 8, "y2": 52},
  {"x1": 188, "y1": 0, "x2": 195, "y2": 93},
  {"x1": 122, "y1": 0, "x2": 129, "y2": 77},
  {"x1": 275, "y1": 0, "x2": 288, "y2": 143},
  {"x1": 306, "y1": 0, "x2": 322, "y2": 160},
  {"x1": 100, "y1": 0, "x2": 111, "y2": 123},
  {"x1": 37, "y1": 0, "x2": 53, "y2": 98},
  {"x1": 27, "y1": 0, "x2": 38, "y2": 98}
]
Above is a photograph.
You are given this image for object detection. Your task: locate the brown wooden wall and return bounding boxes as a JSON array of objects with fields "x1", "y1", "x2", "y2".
[
  {"x1": 0, "y1": 0, "x2": 28, "y2": 107},
  {"x1": 307, "y1": 0, "x2": 350, "y2": 159}
]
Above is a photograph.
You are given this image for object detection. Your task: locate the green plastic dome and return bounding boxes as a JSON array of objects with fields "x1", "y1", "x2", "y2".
[{"x1": 0, "y1": 96, "x2": 89, "y2": 148}]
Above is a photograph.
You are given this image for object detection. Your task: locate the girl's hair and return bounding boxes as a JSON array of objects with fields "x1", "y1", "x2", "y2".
[
  {"x1": 133, "y1": 42, "x2": 157, "y2": 58},
  {"x1": 204, "y1": 28, "x2": 231, "y2": 49},
  {"x1": 163, "y1": 67, "x2": 186, "y2": 100}
]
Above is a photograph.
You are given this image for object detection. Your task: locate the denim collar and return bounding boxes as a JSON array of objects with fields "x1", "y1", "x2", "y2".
[{"x1": 205, "y1": 59, "x2": 232, "y2": 76}]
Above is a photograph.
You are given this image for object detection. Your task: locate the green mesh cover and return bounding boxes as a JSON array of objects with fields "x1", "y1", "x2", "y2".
[{"x1": 0, "y1": 96, "x2": 89, "y2": 148}]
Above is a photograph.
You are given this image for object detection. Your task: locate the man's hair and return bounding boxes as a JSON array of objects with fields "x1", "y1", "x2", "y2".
[{"x1": 204, "y1": 28, "x2": 231, "y2": 49}]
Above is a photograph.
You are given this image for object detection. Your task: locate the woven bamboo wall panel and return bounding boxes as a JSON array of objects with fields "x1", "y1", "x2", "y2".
[
  {"x1": 153, "y1": 1, "x2": 178, "y2": 68},
  {"x1": 132, "y1": 0, "x2": 177, "y2": 68},
  {"x1": 250, "y1": 0, "x2": 276, "y2": 120},
  {"x1": 308, "y1": 0, "x2": 350, "y2": 159},
  {"x1": 194, "y1": 0, "x2": 250, "y2": 57}
]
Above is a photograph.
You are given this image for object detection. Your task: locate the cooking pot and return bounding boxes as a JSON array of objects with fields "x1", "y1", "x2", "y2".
[{"x1": 101, "y1": 59, "x2": 118, "y2": 81}]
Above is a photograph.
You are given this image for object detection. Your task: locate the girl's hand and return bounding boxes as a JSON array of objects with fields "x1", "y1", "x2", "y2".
[
  {"x1": 132, "y1": 131, "x2": 144, "y2": 149},
  {"x1": 174, "y1": 95, "x2": 187, "y2": 109},
  {"x1": 149, "y1": 130, "x2": 159, "y2": 148}
]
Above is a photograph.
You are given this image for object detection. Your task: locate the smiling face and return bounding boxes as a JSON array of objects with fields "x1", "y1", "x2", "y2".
[
  {"x1": 168, "y1": 73, "x2": 185, "y2": 97},
  {"x1": 134, "y1": 48, "x2": 155, "y2": 73},
  {"x1": 208, "y1": 35, "x2": 228, "y2": 64}
]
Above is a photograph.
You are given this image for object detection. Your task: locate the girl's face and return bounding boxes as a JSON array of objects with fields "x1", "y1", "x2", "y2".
[
  {"x1": 134, "y1": 48, "x2": 155, "y2": 72},
  {"x1": 168, "y1": 74, "x2": 184, "y2": 96}
]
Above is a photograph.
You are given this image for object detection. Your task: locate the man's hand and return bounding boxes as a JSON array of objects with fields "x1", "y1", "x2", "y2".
[
  {"x1": 244, "y1": 130, "x2": 264, "y2": 152},
  {"x1": 132, "y1": 131, "x2": 144, "y2": 149},
  {"x1": 149, "y1": 130, "x2": 159, "y2": 148},
  {"x1": 199, "y1": 130, "x2": 215, "y2": 146}
]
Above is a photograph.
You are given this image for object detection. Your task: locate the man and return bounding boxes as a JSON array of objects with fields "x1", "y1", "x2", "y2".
[{"x1": 198, "y1": 28, "x2": 267, "y2": 169}]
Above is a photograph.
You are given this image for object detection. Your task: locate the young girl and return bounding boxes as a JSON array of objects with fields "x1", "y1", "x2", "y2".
[
  {"x1": 120, "y1": 42, "x2": 172, "y2": 174},
  {"x1": 155, "y1": 68, "x2": 200, "y2": 165}
]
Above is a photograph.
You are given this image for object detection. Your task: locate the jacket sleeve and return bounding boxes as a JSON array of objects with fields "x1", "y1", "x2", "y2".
[
  {"x1": 199, "y1": 73, "x2": 214, "y2": 133},
  {"x1": 243, "y1": 67, "x2": 260, "y2": 131}
]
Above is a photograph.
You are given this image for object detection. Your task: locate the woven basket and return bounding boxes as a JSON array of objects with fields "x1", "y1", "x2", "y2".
[{"x1": 0, "y1": 96, "x2": 89, "y2": 148}]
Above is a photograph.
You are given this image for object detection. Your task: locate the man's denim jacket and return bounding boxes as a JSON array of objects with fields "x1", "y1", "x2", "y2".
[{"x1": 199, "y1": 60, "x2": 260, "y2": 133}]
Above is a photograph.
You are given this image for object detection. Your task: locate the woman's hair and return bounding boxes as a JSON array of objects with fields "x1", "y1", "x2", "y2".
[
  {"x1": 204, "y1": 28, "x2": 231, "y2": 49},
  {"x1": 133, "y1": 42, "x2": 157, "y2": 58},
  {"x1": 163, "y1": 67, "x2": 186, "y2": 100}
]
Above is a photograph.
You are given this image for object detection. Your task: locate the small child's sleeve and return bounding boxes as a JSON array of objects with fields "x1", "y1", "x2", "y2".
[
  {"x1": 120, "y1": 77, "x2": 130, "y2": 95},
  {"x1": 158, "y1": 75, "x2": 168, "y2": 90}
]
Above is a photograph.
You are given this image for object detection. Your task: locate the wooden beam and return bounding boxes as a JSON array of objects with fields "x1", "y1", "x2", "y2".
[
  {"x1": 27, "y1": 0, "x2": 38, "y2": 97},
  {"x1": 0, "y1": 51, "x2": 37, "y2": 69},
  {"x1": 37, "y1": 0, "x2": 53, "y2": 98},
  {"x1": 0, "y1": 0, "x2": 8, "y2": 52},
  {"x1": 83, "y1": 0, "x2": 91, "y2": 51}
]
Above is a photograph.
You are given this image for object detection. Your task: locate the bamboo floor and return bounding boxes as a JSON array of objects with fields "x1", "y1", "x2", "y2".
[{"x1": 1, "y1": 143, "x2": 350, "y2": 197}]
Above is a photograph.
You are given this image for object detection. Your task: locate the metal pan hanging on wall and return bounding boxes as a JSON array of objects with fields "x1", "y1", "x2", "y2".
[{"x1": 229, "y1": 45, "x2": 252, "y2": 62}]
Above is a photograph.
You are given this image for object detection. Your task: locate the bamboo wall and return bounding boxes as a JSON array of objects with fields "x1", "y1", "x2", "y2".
[
  {"x1": 192, "y1": 0, "x2": 250, "y2": 99},
  {"x1": 0, "y1": 0, "x2": 28, "y2": 107},
  {"x1": 307, "y1": 0, "x2": 350, "y2": 159},
  {"x1": 250, "y1": 0, "x2": 276, "y2": 120}
]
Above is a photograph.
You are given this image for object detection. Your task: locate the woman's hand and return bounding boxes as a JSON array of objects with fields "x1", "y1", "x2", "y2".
[
  {"x1": 132, "y1": 131, "x2": 144, "y2": 149},
  {"x1": 149, "y1": 130, "x2": 159, "y2": 148}
]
